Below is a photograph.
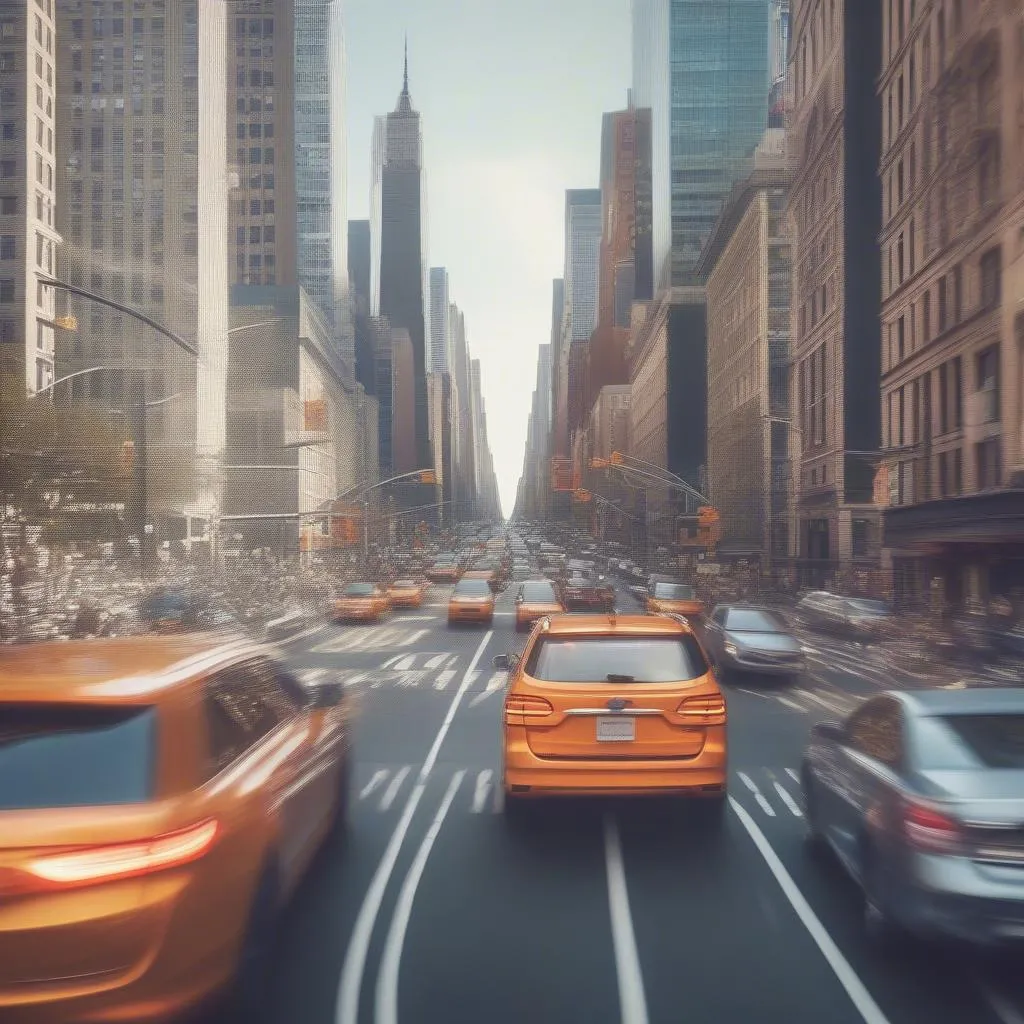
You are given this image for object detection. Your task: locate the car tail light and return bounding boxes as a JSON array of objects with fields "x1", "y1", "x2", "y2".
[
  {"x1": 676, "y1": 695, "x2": 726, "y2": 724},
  {"x1": 23, "y1": 819, "x2": 219, "y2": 890},
  {"x1": 903, "y1": 801, "x2": 963, "y2": 854},
  {"x1": 504, "y1": 694, "x2": 553, "y2": 725}
]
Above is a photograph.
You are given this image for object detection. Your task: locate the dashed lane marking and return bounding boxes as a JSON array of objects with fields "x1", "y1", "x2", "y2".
[
  {"x1": 737, "y1": 771, "x2": 776, "y2": 817},
  {"x1": 359, "y1": 770, "x2": 388, "y2": 800},
  {"x1": 471, "y1": 770, "x2": 493, "y2": 813},
  {"x1": 380, "y1": 767, "x2": 411, "y2": 811}
]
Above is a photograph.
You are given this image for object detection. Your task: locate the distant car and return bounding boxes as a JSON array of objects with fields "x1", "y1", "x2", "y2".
[
  {"x1": 425, "y1": 559, "x2": 460, "y2": 583},
  {"x1": 448, "y1": 577, "x2": 495, "y2": 627},
  {"x1": 563, "y1": 572, "x2": 615, "y2": 611},
  {"x1": 333, "y1": 582, "x2": 391, "y2": 622},
  {"x1": 645, "y1": 581, "x2": 704, "y2": 619},
  {"x1": 801, "y1": 688, "x2": 1024, "y2": 946},
  {"x1": 496, "y1": 614, "x2": 726, "y2": 815},
  {"x1": 514, "y1": 579, "x2": 565, "y2": 632},
  {"x1": 388, "y1": 578, "x2": 427, "y2": 609},
  {"x1": 703, "y1": 605, "x2": 804, "y2": 677},
  {"x1": 0, "y1": 634, "x2": 351, "y2": 1022},
  {"x1": 798, "y1": 591, "x2": 895, "y2": 642}
]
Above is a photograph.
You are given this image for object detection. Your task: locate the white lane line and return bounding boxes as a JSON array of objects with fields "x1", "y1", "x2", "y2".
[
  {"x1": 335, "y1": 631, "x2": 491, "y2": 1024},
  {"x1": 394, "y1": 615, "x2": 435, "y2": 622},
  {"x1": 786, "y1": 767, "x2": 800, "y2": 783},
  {"x1": 736, "y1": 687, "x2": 772, "y2": 700},
  {"x1": 380, "y1": 766, "x2": 411, "y2": 811},
  {"x1": 471, "y1": 770, "x2": 493, "y2": 813},
  {"x1": 776, "y1": 694, "x2": 809, "y2": 714},
  {"x1": 359, "y1": 770, "x2": 388, "y2": 801},
  {"x1": 801, "y1": 689, "x2": 849, "y2": 716},
  {"x1": 424, "y1": 653, "x2": 448, "y2": 669},
  {"x1": 467, "y1": 671, "x2": 507, "y2": 708},
  {"x1": 730, "y1": 798, "x2": 895, "y2": 1024},
  {"x1": 375, "y1": 770, "x2": 466, "y2": 1024},
  {"x1": 738, "y1": 771, "x2": 776, "y2": 817},
  {"x1": 974, "y1": 973, "x2": 1024, "y2": 1024},
  {"x1": 772, "y1": 780, "x2": 804, "y2": 818},
  {"x1": 399, "y1": 628, "x2": 429, "y2": 647},
  {"x1": 393, "y1": 655, "x2": 416, "y2": 671},
  {"x1": 603, "y1": 815, "x2": 650, "y2": 1024},
  {"x1": 433, "y1": 669, "x2": 457, "y2": 691}
]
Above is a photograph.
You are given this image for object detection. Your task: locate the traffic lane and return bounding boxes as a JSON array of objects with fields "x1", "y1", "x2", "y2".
[
  {"x1": 744, "y1": 805, "x2": 1013, "y2": 1024},
  {"x1": 394, "y1": 799, "x2": 622, "y2": 1024}
]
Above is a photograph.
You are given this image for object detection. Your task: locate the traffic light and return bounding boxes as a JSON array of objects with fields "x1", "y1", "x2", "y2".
[
  {"x1": 418, "y1": 469, "x2": 437, "y2": 485},
  {"x1": 590, "y1": 457, "x2": 609, "y2": 470},
  {"x1": 574, "y1": 488, "x2": 592, "y2": 503},
  {"x1": 610, "y1": 451, "x2": 624, "y2": 466}
]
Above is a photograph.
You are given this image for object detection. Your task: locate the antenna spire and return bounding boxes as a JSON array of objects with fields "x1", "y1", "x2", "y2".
[{"x1": 403, "y1": 35, "x2": 409, "y2": 95}]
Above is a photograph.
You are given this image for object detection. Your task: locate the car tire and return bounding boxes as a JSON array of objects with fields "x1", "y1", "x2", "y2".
[
  {"x1": 224, "y1": 861, "x2": 279, "y2": 1023},
  {"x1": 327, "y1": 751, "x2": 351, "y2": 841},
  {"x1": 801, "y1": 766, "x2": 827, "y2": 852}
]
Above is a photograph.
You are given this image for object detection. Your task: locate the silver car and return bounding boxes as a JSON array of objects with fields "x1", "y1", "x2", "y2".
[
  {"x1": 704, "y1": 605, "x2": 804, "y2": 677},
  {"x1": 801, "y1": 688, "x2": 1024, "y2": 945}
]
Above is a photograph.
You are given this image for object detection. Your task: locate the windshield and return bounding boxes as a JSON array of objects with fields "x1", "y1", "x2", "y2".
[
  {"x1": 454, "y1": 579, "x2": 491, "y2": 597},
  {"x1": 653, "y1": 583, "x2": 696, "y2": 600},
  {"x1": 521, "y1": 582, "x2": 558, "y2": 602},
  {"x1": 343, "y1": 584, "x2": 376, "y2": 597},
  {"x1": 0, "y1": 706, "x2": 155, "y2": 810},
  {"x1": 726, "y1": 609, "x2": 785, "y2": 633},
  {"x1": 525, "y1": 637, "x2": 707, "y2": 683},
  {"x1": 392, "y1": 580, "x2": 417, "y2": 588},
  {"x1": 846, "y1": 599, "x2": 892, "y2": 616}
]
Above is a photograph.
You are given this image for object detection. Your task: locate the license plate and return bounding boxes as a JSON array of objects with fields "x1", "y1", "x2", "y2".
[{"x1": 597, "y1": 716, "x2": 635, "y2": 742}]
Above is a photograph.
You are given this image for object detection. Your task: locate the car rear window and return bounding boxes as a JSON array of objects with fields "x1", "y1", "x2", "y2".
[
  {"x1": 0, "y1": 705, "x2": 155, "y2": 810},
  {"x1": 343, "y1": 583, "x2": 375, "y2": 597},
  {"x1": 522, "y1": 582, "x2": 557, "y2": 601},
  {"x1": 455, "y1": 579, "x2": 491, "y2": 597},
  {"x1": 653, "y1": 583, "x2": 696, "y2": 600},
  {"x1": 525, "y1": 636, "x2": 707, "y2": 683},
  {"x1": 915, "y1": 714, "x2": 1024, "y2": 770}
]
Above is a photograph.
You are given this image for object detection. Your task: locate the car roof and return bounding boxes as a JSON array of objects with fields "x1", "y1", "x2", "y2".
[
  {"x1": 0, "y1": 633, "x2": 264, "y2": 704},
  {"x1": 540, "y1": 614, "x2": 691, "y2": 636},
  {"x1": 899, "y1": 687, "x2": 1024, "y2": 717}
]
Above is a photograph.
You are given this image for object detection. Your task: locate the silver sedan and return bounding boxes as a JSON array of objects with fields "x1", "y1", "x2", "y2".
[{"x1": 703, "y1": 605, "x2": 805, "y2": 677}]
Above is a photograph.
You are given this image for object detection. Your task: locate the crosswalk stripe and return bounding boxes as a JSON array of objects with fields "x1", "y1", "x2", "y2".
[
  {"x1": 359, "y1": 770, "x2": 388, "y2": 800},
  {"x1": 424, "y1": 653, "x2": 448, "y2": 669},
  {"x1": 471, "y1": 770, "x2": 493, "y2": 813},
  {"x1": 399, "y1": 629, "x2": 429, "y2": 647},
  {"x1": 772, "y1": 781, "x2": 803, "y2": 818},
  {"x1": 468, "y1": 672, "x2": 507, "y2": 708},
  {"x1": 737, "y1": 771, "x2": 776, "y2": 817},
  {"x1": 433, "y1": 669, "x2": 457, "y2": 690},
  {"x1": 393, "y1": 655, "x2": 416, "y2": 671},
  {"x1": 785, "y1": 767, "x2": 800, "y2": 783},
  {"x1": 381, "y1": 654, "x2": 403, "y2": 669},
  {"x1": 380, "y1": 767, "x2": 411, "y2": 810}
]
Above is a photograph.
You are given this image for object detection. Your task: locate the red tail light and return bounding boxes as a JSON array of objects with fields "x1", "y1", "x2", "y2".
[
  {"x1": 676, "y1": 694, "x2": 726, "y2": 724},
  {"x1": 903, "y1": 802, "x2": 962, "y2": 854},
  {"x1": 23, "y1": 819, "x2": 219, "y2": 890},
  {"x1": 504, "y1": 694, "x2": 554, "y2": 725}
]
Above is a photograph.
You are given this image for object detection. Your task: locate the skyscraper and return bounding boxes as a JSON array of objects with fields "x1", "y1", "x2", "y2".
[
  {"x1": 428, "y1": 267, "x2": 451, "y2": 374},
  {"x1": 632, "y1": 0, "x2": 770, "y2": 288},
  {"x1": 348, "y1": 219, "x2": 373, "y2": 392},
  {"x1": 294, "y1": 0, "x2": 351, "y2": 372},
  {"x1": 0, "y1": 1, "x2": 59, "y2": 394},
  {"x1": 373, "y1": 44, "x2": 430, "y2": 472},
  {"x1": 227, "y1": 1, "x2": 297, "y2": 291},
  {"x1": 56, "y1": 0, "x2": 230, "y2": 540}
]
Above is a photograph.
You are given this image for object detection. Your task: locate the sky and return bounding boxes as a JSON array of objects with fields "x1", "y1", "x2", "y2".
[{"x1": 344, "y1": 0, "x2": 632, "y2": 518}]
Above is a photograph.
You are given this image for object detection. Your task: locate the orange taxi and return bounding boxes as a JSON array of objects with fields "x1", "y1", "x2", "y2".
[
  {"x1": 497, "y1": 614, "x2": 726, "y2": 812},
  {"x1": 645, "y1": 580, "x2": 705, "y2": 620},
  {"x1": 514, "y1": 579, "x2": 565, "y2": 632},
  {"x1": 388, "y1": 577, "x2": 427, "y2": 609},
  {"x1": 333, "y1": 581, "x2": 391, "y2": 622},
  {"x1": 447, "y1": 577, "x2": 495, "y2": 626},
  {"x1": 0, "y1": 634, "x2": 351, "y2": 1024}
]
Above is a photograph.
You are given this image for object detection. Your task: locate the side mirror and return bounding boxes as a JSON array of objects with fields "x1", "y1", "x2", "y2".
[
  {"x1": 812, "y1": 720, "x2": 845, "y2": 743},
  {"x1": 309, "y1": 681, "x2": 345, "y2": 709},
  {"x1": 493, "y1": 653, "x2": 518, "y2": 671},
  {"x1": 515, "y1": 594, "x2": 523, "y2": 604}
]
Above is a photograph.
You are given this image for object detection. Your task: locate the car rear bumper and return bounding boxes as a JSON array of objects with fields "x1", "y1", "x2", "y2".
[
  {"x1": 503, "y1": 733, "x2": 727, "y2": 797},
  {"x1": 723, "y1": 652, "x2": 804, "y2": 675}
]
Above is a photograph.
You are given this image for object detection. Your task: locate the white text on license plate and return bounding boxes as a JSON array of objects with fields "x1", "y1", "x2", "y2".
[{"x1": 597, "y1": 716, "x2": 635, "y2": 742}]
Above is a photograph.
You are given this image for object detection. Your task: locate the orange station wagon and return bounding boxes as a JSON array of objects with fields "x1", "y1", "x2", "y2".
[
  {"x1": 0, "y1": 634, "x2": 351, "y2": 1024},
  {"x1": 333, "y1": 581, "x2": 392, "y2": 622},
  {"x1": 645, "y1": 580, "x2": 705, "y2": 619},
  {"x1": 447, "y1": 577, "x2": 495, "y2": 626},
  {"x1": 497, "y1": 614, "x2": 726, "y2": 812},
  {"x1": 388, "y1": 578, "x2": 427, "y2": 609}
]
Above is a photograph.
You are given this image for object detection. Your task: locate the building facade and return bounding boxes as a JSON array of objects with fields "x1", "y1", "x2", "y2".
[
  {"x1": 788, "y1": 0, "x2": 883, "y2": 591},
  {"x1": 698, "y1": 167, "x2": 793, "y2": 569},
  {"x1": 0, "y1": 0, "x2": 60, "y2": 394},
  {"x1": 428, "y1": 266, "x2": 451, "y2": 373},
  {"x1": 632, "y1": 0, "x2": 770, "y2": 289},
  {"x1": 881, "y1": 0, "x2": 1024, "y2": 610}
]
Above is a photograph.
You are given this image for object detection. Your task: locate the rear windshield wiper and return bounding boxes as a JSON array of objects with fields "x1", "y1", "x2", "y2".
[{"x1": 606, "y1": 673, "x2": 635, "y2": 683}]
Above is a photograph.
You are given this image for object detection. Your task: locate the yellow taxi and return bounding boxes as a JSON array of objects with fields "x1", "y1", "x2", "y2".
[
  {"x1": 387, "y1": 578, "x2": 427, "y2": 609},
  {"x1": 333, "y1": 581, "x2": 392, "y2": 622},
  {"x1": 514, "y1": 579, "x2": 565, "y2": 632},
  {"x1": 0, "y1": 634, "x2": 351, "y2": 1023},
  {"x1": 497, "y1": 614, "x2": 726, "y2": 812},
  {"x1": 645, "y1": 580, "x2": 705, "y2": 620},
  {"x1": 447, "y1": 577, "x2": 495, "y2": 627}
]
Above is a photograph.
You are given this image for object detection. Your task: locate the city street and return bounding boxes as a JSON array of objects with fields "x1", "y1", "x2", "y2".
[{"x1": 260, "y1": 582, "x2": 1024, "y2": 1024}]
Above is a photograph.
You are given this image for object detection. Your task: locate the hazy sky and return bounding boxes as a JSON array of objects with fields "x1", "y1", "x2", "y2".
[{"x1": 345, "y1": 0, "x2": 631, "y2": 517}]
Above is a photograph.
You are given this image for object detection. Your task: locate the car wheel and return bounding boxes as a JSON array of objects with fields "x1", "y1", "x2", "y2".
[
  {"x1": 327, "y1": 751, "x2": 351, "y2": 841},
  {"x1": 225, "y1": 861, "x2": 279, "y2": 1023},
  {"x1": 801, "y1": 765, "x2": 827, "y2": 851}
]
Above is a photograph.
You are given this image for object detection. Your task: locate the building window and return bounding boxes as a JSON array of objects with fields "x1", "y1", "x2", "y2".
[
  {"x1": 898, "y1": 315, "x2": 905, "y2": 361},
  {"x1": 976, "y1": 346, "x2": 999, "y2": 423},
  {"x1": 0, "y1": 234, "x2": 14, "y2": 259},
  {"x1": 0, "y1": 278, "x2": 13, "y2": 302},
  {"x1": 952, "y1": 356, "x2": 963, "y2": 429},
  {"x1": 937, "y1": 276, "x2": 947, "y2": 331},
  {"x1": 976, "y1": 438, "x2": 1001, "y2": 490},
  {"x1": 851, "y1": 518, "x2": 870, "y2": 558},
  {"x1": 980, "y1": 247, "x2": 1001, "y2": 309}
]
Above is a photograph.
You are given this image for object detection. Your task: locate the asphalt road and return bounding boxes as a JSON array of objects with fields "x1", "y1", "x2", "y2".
[{"x1": 260, "y1": 579, "x2": 1024, "y2": 1024}]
